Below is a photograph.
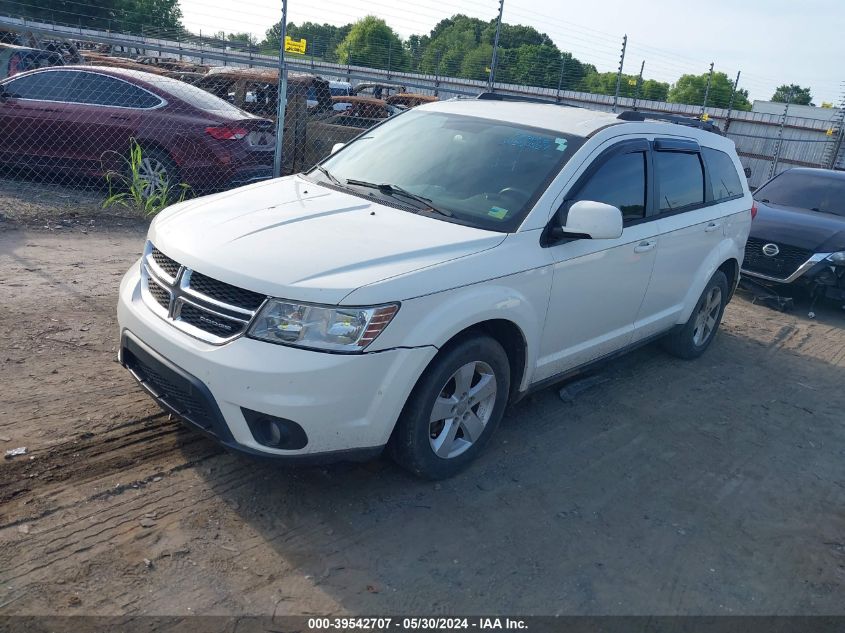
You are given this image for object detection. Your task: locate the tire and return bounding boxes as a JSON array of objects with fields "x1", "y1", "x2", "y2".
[
  {"x1": 134, "y1": 146, "x2": 180, "y2": 201},
  {"x1": 390, "y1": 334, "x2": 511, "y2": 479},
  {"x1": 662, "y1": 270, "x2": 729, "y2": 359}
]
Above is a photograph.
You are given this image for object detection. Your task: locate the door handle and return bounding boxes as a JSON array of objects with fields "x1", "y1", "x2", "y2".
[
  {"x1": 109, "y1": 114, "x2": 130, "y2": 121},
  {"x1": 705, "y1": 222, "x2": 722, "y2": 233},
  {"x1": 633, "y1": 240, "x2": 656, "y2": 253}
]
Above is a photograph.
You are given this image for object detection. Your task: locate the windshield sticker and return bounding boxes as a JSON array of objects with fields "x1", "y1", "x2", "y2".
[
  {"x1": 501, "y1": 134, "x2": 554, "y2": 151},
  {"x1": 488, "y1": 206, "x2": 509, "y2": 219},
  {"x1": 555, "y1": 138, "x2": 569, "y2": 152}
]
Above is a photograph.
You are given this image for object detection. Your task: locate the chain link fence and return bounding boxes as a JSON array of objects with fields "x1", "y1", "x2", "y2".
[{"x1": 0, "y1": 10, "x2": 842, "y2": 205}]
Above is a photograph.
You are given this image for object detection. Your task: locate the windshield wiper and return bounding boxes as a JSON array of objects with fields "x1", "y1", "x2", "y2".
[
  {"x1": 315, "y1": 164, "x2": 343, "y2": 187},
  {"x1": 345, "y1": 179, "x2": 452, "y2": 217}
]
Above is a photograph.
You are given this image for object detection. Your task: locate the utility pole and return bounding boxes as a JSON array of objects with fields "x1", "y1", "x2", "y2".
[
  {"x1": 488, "y1": 0, "x2": 505, "y2": 92},
  {"x1": 555, "y1": 55, "x2": 567, "y2": 103},
  {"x1": 631, "y1": 60, "x2": 645, "y2": 111},
  {"x1": 272, "y1": 0, "x2": 288, "y2": 179},
  {"x1": 724, "y1": 70, "x2": 741, "y2": 133},
  {"x1": 612, "y1": 34, "x2": 627, "y2": 113},
  {"x1": 701, "y1": 62, "x2": 714, "y2": 115}
]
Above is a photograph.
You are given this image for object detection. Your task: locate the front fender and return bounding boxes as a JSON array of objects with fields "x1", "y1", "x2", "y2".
[
  {"x1": 678, "y1": 237, "x2": 741, "y2": 323},
  {"x1": 366, "y1": 266, "x2": 553, "y2": 392}
]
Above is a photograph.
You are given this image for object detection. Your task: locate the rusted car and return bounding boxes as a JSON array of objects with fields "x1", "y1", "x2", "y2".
[
  {"x1": 353, "y1": 82, "x2": 406, "y2": 99},
  {"x1": 0, "y1": 43, "x2": 64, "y2": 79},
  {"x1": 386, "y1": 93, "x2": 438, "y2": 108},
  {"x1": 304, "y1": 97, "x2": 402, "y2": 168}
]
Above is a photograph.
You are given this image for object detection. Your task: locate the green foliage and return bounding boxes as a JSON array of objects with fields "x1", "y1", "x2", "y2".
[
  {"x1": 226, "y1": 32, "x2": 258, "y2": 47},
  {"x1": 0, "y1": 0, "x2": 181, "y2": 35},
  {"x1": 261, "y1": 21, "x2": 351, "y2": 61},
  {"x1": 578, "y1": 71, "x2": 670, "y2": 101},
  {"x1": 336, "y1": 16, "x2": 409, "y2": 71},
  {"x1": 668, "y1": 72, "x2": 751, "y2": 110},
  {"x1": 102, "y1": 139, "x2": 190, "y2": 216},
  {"x1": 771, "y1": 84, "x2": 813, "y2": 106}
]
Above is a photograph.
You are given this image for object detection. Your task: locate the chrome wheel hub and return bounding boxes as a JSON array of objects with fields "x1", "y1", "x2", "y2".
[
  {"x1": 692, "y1": 286, "x2": 722, "y2": 346},
  {"x1": 429, "y1": 360, "x2": 497, "y2": 459}
]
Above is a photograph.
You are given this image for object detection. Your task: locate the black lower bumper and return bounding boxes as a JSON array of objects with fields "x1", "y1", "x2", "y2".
[{"x1": 119, "y1": 332, "x2": 384, "y2": 465}]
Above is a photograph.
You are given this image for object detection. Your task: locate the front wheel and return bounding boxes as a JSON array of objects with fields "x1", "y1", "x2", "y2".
[
  {"x1": 390, "y1": 335, "x2": 510, "y2": 479},
  {"x1": 662, "y1": 270, "x2": 729, "y2": 359}
]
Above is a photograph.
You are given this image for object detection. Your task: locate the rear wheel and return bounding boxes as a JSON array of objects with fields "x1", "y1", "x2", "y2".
[
  {"x1": 662, "y1": 271, "x2": 729, "y2": 359},
  {"x1": 390, "y1": 335, "x2": 510, "y2": 479},
  {"x1": 134, "y1": 147, "x2": 179, "y2": 200}
]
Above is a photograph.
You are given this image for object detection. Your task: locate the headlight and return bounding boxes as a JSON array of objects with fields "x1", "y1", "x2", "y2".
[
  {"x1": 826, "y1": 251, "x2": 845, "y2": 265},
  {"x1": 247, "y1": 300, "x2": 399, "y2": 352}
]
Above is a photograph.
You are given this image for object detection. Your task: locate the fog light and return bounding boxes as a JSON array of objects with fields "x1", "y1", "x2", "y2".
[{"x1": 241, "y1": 408, "x2": 308, "y2": 450}]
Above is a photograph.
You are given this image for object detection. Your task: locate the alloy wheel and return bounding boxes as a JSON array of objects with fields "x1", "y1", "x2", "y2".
[
  {"x1": 692, "y1": 286, "x2": 722, "y2": 346},
  {"x1": 429, "y1": 360, "x2": 497, "y2": 459},
  {"x1": 138, "y1": 157, "x2": 171, "y2": 198}
]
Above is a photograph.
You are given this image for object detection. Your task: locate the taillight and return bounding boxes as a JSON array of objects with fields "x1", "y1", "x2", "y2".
[
  {"x1": 751, "y1": 201, "x2": 758, "y2": 220},
  {"x1": 205, "y1": 126, "x2": 249, "y2": 140}
]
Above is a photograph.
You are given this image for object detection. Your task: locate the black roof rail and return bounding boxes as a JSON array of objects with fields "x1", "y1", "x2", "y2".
[
  {"x1": 617, "y1": 110, "x2": 724, "y2": 135},
  {"x1": 476, "y1": 92, "x2": 579, "y2": 107}
]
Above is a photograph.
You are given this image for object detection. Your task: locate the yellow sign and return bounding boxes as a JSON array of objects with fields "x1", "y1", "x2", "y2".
[
  {"x1": 628, "y1": 78, "x2": 637, "y2": 86},
  {"x1": 827, "y1": 128, "x2": 835, "y2": 136},
  {"x1": 701, "y1": 113, "x2": 710, "y2": 121},
  {"x1": 284, "y1": 36, "x2": 307, "y2": 54}
]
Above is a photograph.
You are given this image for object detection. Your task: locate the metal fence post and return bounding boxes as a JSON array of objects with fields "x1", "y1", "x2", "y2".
[
  {"x1": 487, "y1": 0, "x2": 504, "y2": 92},
  {"x1": 272, "y1": 0, "x2": 289, "y2": 179},
  {"x1": 387, "y1": 38, "x2": 392, "y2": 78},
  {"x1": 434, "y1": 51, "x2": 442, "y2": 97},
  {"x1": 769, "y1": 88, "x2": 793, "y2": 179},
  {"x1": 612, "y1": 34, "x2": 627, "y2": 113},
  {"x1": 700, "y1": 62, "x2": 714, "y2": 114},
  {"x1": 724, "y1": 70, "x2": 741, "y2": 133},
  {"x1": 632, "y1": 60, "x2": 644, "y2": 111}
]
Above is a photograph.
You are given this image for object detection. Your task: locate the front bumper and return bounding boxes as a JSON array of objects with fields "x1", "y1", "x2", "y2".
[
  {"x1": 742, "y1": 253, "x2": 845, "y2": 300},
  {"x1": 117, "y1": 263, "x2": 437, "y2": 459}
]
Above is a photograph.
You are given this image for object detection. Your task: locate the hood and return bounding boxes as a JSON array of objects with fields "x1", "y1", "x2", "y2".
[
  {"x1": 750, "y1": 201, "x2": 845, "y2": 253},
  {"x1": 149, "y1": 176, "x2": 506, "y2": 305}
]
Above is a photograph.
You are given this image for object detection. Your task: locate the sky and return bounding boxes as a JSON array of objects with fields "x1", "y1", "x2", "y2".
[{"x1": 177, "y1": 0, "x2": 844, "y2": 105}]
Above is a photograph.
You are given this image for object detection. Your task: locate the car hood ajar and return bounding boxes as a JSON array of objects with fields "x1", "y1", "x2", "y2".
[
  {"x1": 751, "y1": 201, "x2": 845, "y2": 253},
  {"x1": 149, "y1": 176, "x2": 506, "y2": 305}
]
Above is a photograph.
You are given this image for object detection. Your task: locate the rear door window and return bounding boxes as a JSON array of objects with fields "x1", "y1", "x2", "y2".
[
  {"x1": 655, "y1": 151, "x2": 705, "y2": 212},
  {"x1": 67, "y1": 72, "x2": 162, "y2": 108},
  {"x1": 703, "y1": 147, "x2": 743, "y2": 200},
  {"x1": 3, "y1": 69, "x2": 76, "y2": 101}
]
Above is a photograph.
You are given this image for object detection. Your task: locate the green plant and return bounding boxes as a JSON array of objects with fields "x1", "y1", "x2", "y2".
[{"x1": 102, "y1": 139, "x2": 191, "y2": 216}]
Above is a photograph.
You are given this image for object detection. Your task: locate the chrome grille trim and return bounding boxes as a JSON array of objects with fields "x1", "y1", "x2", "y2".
[{"x1": 139, "y1": 241, "x2": 268, "y2": 345}]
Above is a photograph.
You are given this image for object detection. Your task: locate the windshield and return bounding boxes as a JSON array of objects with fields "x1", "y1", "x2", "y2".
[
  {"x1": 754, "y1": 170, "x2": 845, "y2": 217},
  {"x1": 311, "y1": 109, "x2": 584, "y2": 231}
]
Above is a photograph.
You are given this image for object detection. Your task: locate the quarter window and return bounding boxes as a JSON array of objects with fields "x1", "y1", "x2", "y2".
[
  {"x1": 3, "y1": 70, "x2": 76, "y2": 101},
  {"x1": 702, "y1": 147, "x2": 743, "y2": 200},
  {"x1": 655, "y1": 151, "x2": 705, "y2": 212},
  {"x1": 574, "y1": 151, "x2": 647, "y2": 220}
]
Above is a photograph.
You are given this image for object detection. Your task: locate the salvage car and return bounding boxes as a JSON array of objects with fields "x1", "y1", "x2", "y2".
[
  {"x1": 0, "y1": 43, "x2": 64, "y2": 79},
  {"x1": 0, "y1": 65, "x2": 276, "y2": 192},
  {"x1": 118, "y1": 97, "x2": 752, "y2": 478},
  {"x1": 741, "y1": 167, "x2": 845, "y2": 303}
]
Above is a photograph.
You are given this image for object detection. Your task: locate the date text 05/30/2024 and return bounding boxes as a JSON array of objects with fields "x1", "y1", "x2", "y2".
[{"x1": 307, "y1": 617, "x2": 528, "y2": 630}]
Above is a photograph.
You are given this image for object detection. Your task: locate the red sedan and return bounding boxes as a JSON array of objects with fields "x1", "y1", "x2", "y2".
[{"x1": 0, "y1": 65, "x2": 276, "y2": 192}]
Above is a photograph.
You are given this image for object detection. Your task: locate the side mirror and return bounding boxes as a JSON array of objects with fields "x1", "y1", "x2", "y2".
[
  {"x1": 331, "y1": 142, "x2": 345, "y2": 155},
  {"x1": 556, "y1": 200, "x2": 623, "y2": 240},
  {"x1": 744, "y1": 166, "x2": 752, "y2": 179}
]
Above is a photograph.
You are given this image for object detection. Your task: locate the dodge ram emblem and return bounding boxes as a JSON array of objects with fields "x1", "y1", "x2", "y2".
[{"x1": 762, "y1": 243, "x2": 780, "y2": 257}]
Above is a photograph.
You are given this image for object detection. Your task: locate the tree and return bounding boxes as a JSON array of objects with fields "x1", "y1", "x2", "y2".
[
  {"x1": 226, "y1": 32, "x2": 257, "y2": 47},
  {"x1": 667, "y1": 72, "x2": 751, "y2": 110},
  {"x1": 771, "y1": 84, "x2": 813, "y2": 106},
  {"x1": 0, "y1": 0, "x2": 181, "y2": 35},
  {"x1": 335, "y1": 16, "x2": 409, "y2": 71}
]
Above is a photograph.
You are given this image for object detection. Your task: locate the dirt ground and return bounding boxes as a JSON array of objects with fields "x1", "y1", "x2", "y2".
[{"x1": 1, "y1": 180, "x2": 845, "y2": 617}]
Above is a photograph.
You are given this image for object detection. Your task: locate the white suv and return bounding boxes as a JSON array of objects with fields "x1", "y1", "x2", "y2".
[{"x1": 117, "y1": 97, "x2": 752, "y2": 479}]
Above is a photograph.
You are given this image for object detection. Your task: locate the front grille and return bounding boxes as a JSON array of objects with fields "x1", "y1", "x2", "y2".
[
  {"x1": 123, "y1": 347, "x2": 217, "y2": 431},
  {"x1": 188, "y1": 271, "x2": 266, "y2": 311},
  {"x1": 142, "y1": 241, "x2": 265, "y2": 343},
  {"x1": 147, "y1": 279, "x2": 171, "y2": 310},
  {"x1": 150, "y1": 246, "x2": 180, "y2": 279},
  {"x1": 743, "y1": 238, "x2": 812, "y2": 280},
  {"x1": 178, "y1": 303, "x2": 243, "y2": 338}
]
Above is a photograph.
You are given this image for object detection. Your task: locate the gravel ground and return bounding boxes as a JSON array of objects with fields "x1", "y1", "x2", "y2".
[{"x1": 1, "y1": 180, "x2": 844, "y2": 616}]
